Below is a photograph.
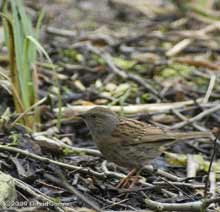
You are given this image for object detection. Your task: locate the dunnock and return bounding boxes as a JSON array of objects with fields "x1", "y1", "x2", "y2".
[{"x1": 80, "y1": 107, "x2": 211, "y2": 169}]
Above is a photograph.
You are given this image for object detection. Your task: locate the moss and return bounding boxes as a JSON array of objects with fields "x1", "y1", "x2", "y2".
[
  {"x1": 160, "y1": 63, "x2": 193, "y2": 78},
  {"x1": 113, "y1": 57, "x2": 136, "y2": 70},
  {"x1": 91, "y1": 54, "x2": 105, "y2": 65},
  {"x1": 9, "y1": 133, "x2": 20, "y2": 145},
  {"x1": 60, "y1": 49, "x2": 83, "y2": 62},
  {"x1": 141, "y1": 93, "x2": 151, "y2": 102},
  {"x1": 63, "y1": 147, "x2": 86, "y2": 156}
]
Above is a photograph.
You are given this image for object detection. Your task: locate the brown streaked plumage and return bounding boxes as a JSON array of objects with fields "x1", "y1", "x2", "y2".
[{"x1": 80, "y1": 107, "x2": 211, "y2": 169}]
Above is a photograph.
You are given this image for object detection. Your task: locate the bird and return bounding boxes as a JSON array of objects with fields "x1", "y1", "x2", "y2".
[{"x1": 79, "y1": 107, "x2": 211, "y2": 170}]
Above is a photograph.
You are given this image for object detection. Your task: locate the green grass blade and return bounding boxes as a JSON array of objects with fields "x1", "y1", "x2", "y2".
[{"x1": 26, "y1": 36, "x2": 62, "y2": 129}]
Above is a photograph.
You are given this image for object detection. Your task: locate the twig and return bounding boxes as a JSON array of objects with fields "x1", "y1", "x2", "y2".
[
  {"x1": 31, "y1": 133, "x2": 101, "y2": 156},
  {"x1": 0, "y1": 208, "x2": 154, "y2": 212},
  {"x1": 170, "y1": 104, "x2": 220, "y2": 129},
  {"x1": 157, "y1": 177, "x2": 195, "y2": 201},
  {"x1": 203, "y1": 74, "x2": 216, "y2": 104},
  {"x1": 103, "y1": 53, "x2": 161, "y2": 99},
  {"x1": 209, "y1": 172, "x2": 216, "y2": 197},
  {"x1": 102, "y1": 161, "x2": 177, "y2": 198},
  {"x1": 0, "y1": 145, "x2": 177, "y2": 198},
  {"x1": 173, "y1": 57, "x2": 220, "y2": 71},
  {"x1": 85, "y1": 43, "x2": 161, "y2": 99},
  {"x1": 171, "y1": 108, "x2": 209, "y2": 132},
  {"x1": 204, "y1": 130, "x2": 219, "y2": 197},
  {"x1": 166, "y1": 23, "x2": 220, "y2": 57},
  {"x1": 101, "y1": 161, "x2": 126, "y2": 179},
  {"x1": 0, "y1": 144, "x2": 105, "y2": 178},
  {"x1": 0, "y1": 206, "x2": 58, "y2": 212},
  {"x1": 143, "y1": 165, "x2": 185, "y2": 182},
  {"x1": 166, "y1": 38, "x2": 192, "y2": 57},
  {"x1": 153, "y1": 181, "x2": 205, "y2": 189},
  {"x1": 44, "y1": 167, "x2": 101, "y2": 212},
  {"x1": 187, "y1": 154, "x2": 199, "y2": 178},
  {"x1": 10, "y1": 97, "x2": 47, "y2": 128},
  {"x1": 0, "y1": 172, "x2": 64, "y2": 212},
  {"x1": 168, "y1": 22, "x2": 220, "y2": 40},
  {"x1": 53, "y1": 99, "x2": 204, "y2": 115},
  {"x1": 47, "y1": 26, "x2": 77, "y2": 38},
  {"x1": 145, "y1": 197, "x2": 220, "y2": 211}
]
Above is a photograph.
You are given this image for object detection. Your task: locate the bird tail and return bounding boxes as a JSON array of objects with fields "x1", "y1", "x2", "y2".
[{"x1": 172, "y1": 131, "x2": 212, "y2": 140}]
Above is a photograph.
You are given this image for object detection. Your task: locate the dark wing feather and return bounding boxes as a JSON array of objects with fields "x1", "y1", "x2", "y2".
[{"x1": 112, "y1": 119, "x2": 176, "y2": 146}]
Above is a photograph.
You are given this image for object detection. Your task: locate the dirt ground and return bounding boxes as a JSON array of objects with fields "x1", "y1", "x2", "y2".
[{"x1": 1, "y1": 0, "x2": 220, "y2": 211}]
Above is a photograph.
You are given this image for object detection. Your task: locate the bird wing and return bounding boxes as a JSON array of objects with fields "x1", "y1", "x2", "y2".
[{"x1": 112, "y1": 118, "x2": 176, "y2": 146}]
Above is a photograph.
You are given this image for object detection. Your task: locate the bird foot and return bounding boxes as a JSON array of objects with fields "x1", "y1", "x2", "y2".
[
  {"x1": 116, "y1": 175, "x2": 140, "y2": 188},
  {"x1": 116, "y1": 169, "x2": 139, "y2": 188}
]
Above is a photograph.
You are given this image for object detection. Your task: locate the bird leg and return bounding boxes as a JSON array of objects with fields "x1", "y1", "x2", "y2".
[{"x1": 116, "y1": 168, "x2": 138, "y2": 188}]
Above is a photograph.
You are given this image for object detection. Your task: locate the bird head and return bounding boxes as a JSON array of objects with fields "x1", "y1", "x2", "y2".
[{"x1": 80, "y1": 107, "x2": 119, "y2": 137}]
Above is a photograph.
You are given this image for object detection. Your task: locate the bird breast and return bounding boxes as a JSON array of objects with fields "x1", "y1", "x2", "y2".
[{"x1": 94, "y1": 134, "x2": 158, "y2": 169}]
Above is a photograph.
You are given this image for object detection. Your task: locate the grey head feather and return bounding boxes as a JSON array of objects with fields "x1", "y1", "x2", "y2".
[{"x1": 81, "y1": 107, "x2": 119, "y2": 138}]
